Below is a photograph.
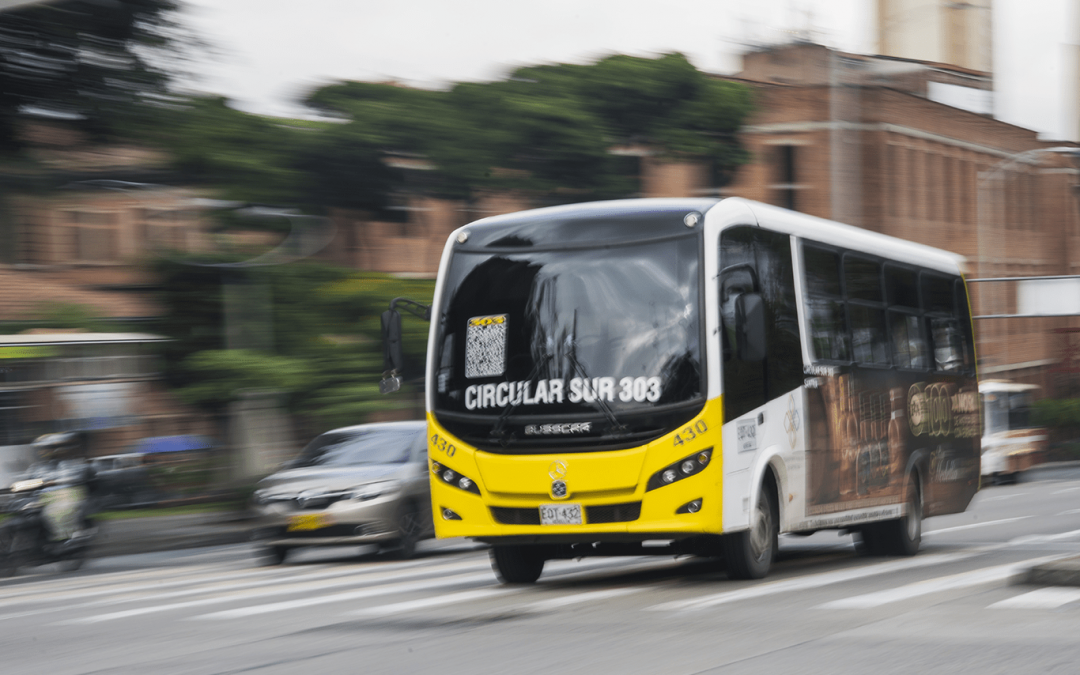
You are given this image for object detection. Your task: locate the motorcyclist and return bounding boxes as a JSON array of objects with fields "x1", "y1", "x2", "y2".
[{"x1": 23, "y1": 432, "x2": 96, "y2": 542}]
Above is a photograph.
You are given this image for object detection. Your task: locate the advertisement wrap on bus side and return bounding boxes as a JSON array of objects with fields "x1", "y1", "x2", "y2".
[{"x1": 804, "y1": 369, "x2": 980, "y2": 520}]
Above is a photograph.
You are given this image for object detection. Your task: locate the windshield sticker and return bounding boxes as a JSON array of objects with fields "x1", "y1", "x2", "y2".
[
  {"x1": 465, "y1": 314, "x2": 508, "y2": 378},
  {"x1": 464, "y1": 376, "x2": 661, "y2": 410}
]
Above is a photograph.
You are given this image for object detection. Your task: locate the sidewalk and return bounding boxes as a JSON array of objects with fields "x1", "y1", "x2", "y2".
[{"x1": 91, "y1": 511, "x2": 255, "y2": 558}]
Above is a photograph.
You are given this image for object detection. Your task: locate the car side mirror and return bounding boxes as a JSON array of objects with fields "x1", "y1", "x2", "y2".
[{"x1": 735, "y1": 292, "x2": 767, "y2": 362}]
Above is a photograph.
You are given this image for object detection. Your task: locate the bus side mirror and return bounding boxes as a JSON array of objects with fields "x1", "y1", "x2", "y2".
[
  {"x1": 380, "y1": 309, "x2": 404, "y2": 394},
  {"x1": 735, "y1": 293, "x2": 767, "y2": 362}
]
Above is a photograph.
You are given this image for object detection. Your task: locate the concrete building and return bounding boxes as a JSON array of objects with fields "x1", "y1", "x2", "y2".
[{"x1": 877, "y1": 0, "x2": 993, "y2": 73}]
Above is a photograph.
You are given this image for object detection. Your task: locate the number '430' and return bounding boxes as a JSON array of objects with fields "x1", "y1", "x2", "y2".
[{"x1": 673, "y1": 420, "x2": 708, "y2": 446}]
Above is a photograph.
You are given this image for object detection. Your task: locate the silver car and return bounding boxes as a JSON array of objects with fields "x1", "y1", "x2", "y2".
[{"x1": 252, "y1": 421, "x2": 432, "y2": 564}]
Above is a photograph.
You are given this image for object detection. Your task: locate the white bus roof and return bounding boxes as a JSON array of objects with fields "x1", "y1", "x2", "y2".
[
  {"x1": 712, "y1": 199, "x2": 967, "y2": 277},
  {"x1": 0, "y1": 333, "x2": 166, "y2": 346},
  {"x1": 979, "y1": 380, "x2": 1041, "y2": 394}
]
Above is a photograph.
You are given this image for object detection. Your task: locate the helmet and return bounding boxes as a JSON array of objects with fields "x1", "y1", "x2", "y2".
[{"x1": 31, "y1": 432, "x2": 84, "y2": 462}]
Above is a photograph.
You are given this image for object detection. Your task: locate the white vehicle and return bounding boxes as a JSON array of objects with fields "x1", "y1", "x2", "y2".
[{"x1": 979, "y1": 381, "x2": 1047, "y2": 484}]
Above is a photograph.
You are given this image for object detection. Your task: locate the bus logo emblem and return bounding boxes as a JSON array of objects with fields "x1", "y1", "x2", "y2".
[
  {"x1": 551, "y1": 480, "x2": 568, "y2": 499},
  {"x1": 548, "y1": 461, "x2": 568, "y2": 479}
]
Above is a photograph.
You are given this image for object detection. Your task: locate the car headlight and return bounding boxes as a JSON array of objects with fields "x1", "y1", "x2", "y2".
[{"x1": 350, "y1": 480, "x2": 402, "y2": 501}]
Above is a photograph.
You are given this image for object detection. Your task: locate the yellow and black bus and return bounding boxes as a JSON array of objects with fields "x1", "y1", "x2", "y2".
[{"x1": 386, "y1": 197, "x2": 980, "y2": 583}]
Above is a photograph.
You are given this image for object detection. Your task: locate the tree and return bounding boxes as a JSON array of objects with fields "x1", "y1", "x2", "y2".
[{"x1": 0, "y1": 0, "x2": 183, "y2": 152}]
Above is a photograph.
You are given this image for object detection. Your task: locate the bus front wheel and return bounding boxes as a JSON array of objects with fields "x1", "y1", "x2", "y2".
[
  {"x1": 723, "y1": 477, "x2": 778, "y2": 580},
  {"x1": 490, "y1": 545, "x2": 545, "y2": 584}
]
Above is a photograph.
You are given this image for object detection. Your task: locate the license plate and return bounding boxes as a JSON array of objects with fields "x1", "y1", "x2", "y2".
[
  {"x1": 539, "y1": 503, "x2": 583, "y2": 525},
  {"x1": 287, "y1": 513, "x2": 333, "y2": 532}
]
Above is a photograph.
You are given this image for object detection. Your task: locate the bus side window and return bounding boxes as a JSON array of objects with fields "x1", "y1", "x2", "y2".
[
  {"x1": 804, "y1": 246, "x2": 851, "y2": 362},
  {"x1": 922, "y1": 274, "x2": 964, "y2": 372},
  {"x1": 889, "y1": 311, "x2": 928, "y2": 369},
  {"x1": 954, "y1": 279, "x2": 976, "y2": 373},
  {"x1": 928, "y1": 318, "x2": 964, "y2": 372},
  {"x1": 886, "y1": 266, "x2": 927, "y2": 370},
  {"x1": 845, "y1": 256, "x2": 889, "y2": 366}
]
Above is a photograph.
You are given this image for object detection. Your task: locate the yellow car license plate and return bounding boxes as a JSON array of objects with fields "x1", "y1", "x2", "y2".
[{"x1": 287, "y1": 513, "x2": 333, "y2": 532}]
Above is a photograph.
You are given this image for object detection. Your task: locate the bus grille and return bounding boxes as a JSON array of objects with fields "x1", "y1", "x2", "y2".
[
  {"x1": 489, "y1": 502, "x2": 642, "y2": 525},
  {"x1": 586, "y1": 502, "x2": 641, "y2": 523}
]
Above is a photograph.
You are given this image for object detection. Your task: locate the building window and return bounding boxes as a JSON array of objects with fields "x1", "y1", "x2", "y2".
[
  {"x1": 772, "y1": 145, "x2": 799, "y2": 211},
  {"x1": 65, "y1": 211, "x2": 119, "y2": 262}
]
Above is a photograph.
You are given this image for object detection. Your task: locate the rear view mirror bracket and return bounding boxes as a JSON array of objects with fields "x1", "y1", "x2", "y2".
[{"x1": 379, "y1": 297, "x2": 431, "y2": 395}]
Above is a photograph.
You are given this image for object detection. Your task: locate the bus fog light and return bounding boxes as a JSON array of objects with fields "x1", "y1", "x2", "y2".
[
  {"x1": 676, "y1": 498, "x2": 703, "y2": 514},
  {"x1": 442, "y1": 507, "x2": 462, "y2": 520},
  {"x1": 662, "y1": 469, "x2": 677, "y2": 484}
]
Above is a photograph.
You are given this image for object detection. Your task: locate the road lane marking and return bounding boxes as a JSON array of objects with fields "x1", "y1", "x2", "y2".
[
  {"x1": 990, "y1": 587, "x2": 1080, "y2": 609},
  {"x1": 979, "y1": 494, "x2": 1024, "y2": 502},
  {"x1": 1057, "y1": 509, "x2": 1080, "y2": 516},
  {"x1": 646, "y1": 552, "x2": 977, "y2": 612},
  {"x1": 66, "y1": 571, "x2": 497, "y2": 624},
  {"x1": 189, "y1": 556, "x2": 667, "y2": 622},
  {"x1": 1009, "y1": 528, "x2": 1080, "y2": 545},
  {"x1": 923, "y1": 517, "x2": 1031, "y2": 536},
  {"x1": 520, "y1": 587, "x2": 643, "y2": 612},
  {"x1": 817, "y1": 555, "x2": 1066, "y2": 609},
  {"x1": 348, "y1": 587, "x2": 521, "y2": 617},
  {"x1": 1053, "y1": 487, "x2": 1080, "y2": 495}
]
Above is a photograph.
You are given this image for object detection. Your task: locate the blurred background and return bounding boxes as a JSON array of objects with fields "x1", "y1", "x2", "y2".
[{"x1": 1, "y1": 0, "x2": 1079, "y2": 507}]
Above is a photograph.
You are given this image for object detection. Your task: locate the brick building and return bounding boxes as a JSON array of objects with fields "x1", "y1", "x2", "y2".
[
  {"x1": 339, "y1": 42, "x2": 1080, "y2": 395},
  {"x1": 724, "y1": 42, "x2": 1080, "y2": 393}
]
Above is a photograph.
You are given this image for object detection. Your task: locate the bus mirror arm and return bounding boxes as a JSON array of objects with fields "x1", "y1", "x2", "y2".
[
  {"x1": 735, "y1": 293, "x2": 767, "y2": 362},
  {"x1": 379, "y1": 297, "x2": 432, "y2": 395},
  {"x1": 380, "y1": 308, "x2": 405, "y2": 394}
]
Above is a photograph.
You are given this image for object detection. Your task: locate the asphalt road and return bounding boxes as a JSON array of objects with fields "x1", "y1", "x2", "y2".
[{"x1": 4, "y1": 467, "x2": 1080, "y2": 675}]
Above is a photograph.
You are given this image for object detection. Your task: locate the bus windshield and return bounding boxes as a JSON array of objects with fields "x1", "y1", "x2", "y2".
[{"x1": 432, "y1": 235, "x2": 703, "y2": 451}]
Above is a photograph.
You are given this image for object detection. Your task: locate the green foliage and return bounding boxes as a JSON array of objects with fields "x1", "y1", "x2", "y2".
[
  {"x1": 295, "y1": 52, "x2": 754, "y2": 202},
  {"x1": 0, "y1": 0, "x2": 182, "y2": 152},
  {"x1": 151, "y1": 253, "x2": 434, "y2": 432},
  {"x1": 1032, "y1": 398, "x2": 1080, "y2": 429}
]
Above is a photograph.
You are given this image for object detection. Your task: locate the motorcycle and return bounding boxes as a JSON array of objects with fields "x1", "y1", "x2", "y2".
[{"x1": 0, "y1": 463, "x2": 98, "y2": 577}]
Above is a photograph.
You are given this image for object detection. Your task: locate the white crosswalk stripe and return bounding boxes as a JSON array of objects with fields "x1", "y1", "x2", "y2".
[
  {"x1": 817, "y1": 554, "x2": 1065, "y2": 609},
  {"x1": 646, "y1": 552, "x2": 977, "y2": 612},
  {"x1": 3, "y1": 544, "x2": 1080, "y2": 626},
  {"x1": 989, "y1": 587, "x2": 1080, "y2": 609}
]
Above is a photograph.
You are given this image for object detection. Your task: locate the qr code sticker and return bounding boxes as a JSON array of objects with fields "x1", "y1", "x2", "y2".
[{"x1": 465, "y1": 314, "x2": 508, "y2": 378}]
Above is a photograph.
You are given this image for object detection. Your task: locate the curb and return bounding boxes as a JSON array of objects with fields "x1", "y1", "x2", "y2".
[{"x1": 1012, "y1": 556, "x2": 1080, "y2": 588}]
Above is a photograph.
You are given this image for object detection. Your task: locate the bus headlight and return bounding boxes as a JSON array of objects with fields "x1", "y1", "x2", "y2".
[
  {"x1": 431, "y1": 461, "x2": 481, "y2": 495},
  {"x1": 646, "y1": 448, "x2": 712, "y2": 491}
]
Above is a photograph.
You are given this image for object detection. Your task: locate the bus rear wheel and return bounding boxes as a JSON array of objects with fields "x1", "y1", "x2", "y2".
[
  {"x1": 490, "y1": 545, "x2": 545, "y2": 584},
  {"x1": 723, "y1": 478, "x2": 778, "y2": 580},
  {"x1": 859, "y1": 473, "x2": 921, "y2": 556}
]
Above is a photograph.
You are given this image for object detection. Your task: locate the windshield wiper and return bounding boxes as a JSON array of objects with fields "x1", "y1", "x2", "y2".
[
  {"x1": 565, "y1": 310, "x2": 628, "y2": 436},
  {"x1": 489, "y1": 351, "x2": 552, "y2": 445}
]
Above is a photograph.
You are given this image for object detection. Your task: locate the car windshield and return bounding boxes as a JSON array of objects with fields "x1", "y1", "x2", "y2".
[{"x1": 293, "y1": 429, "x2": 415, "y2": 467}]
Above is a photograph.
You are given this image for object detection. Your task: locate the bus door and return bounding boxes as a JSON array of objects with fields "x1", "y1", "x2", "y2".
[{"x1": 718, "y1": 226, "x2": 806, "y2": 533}]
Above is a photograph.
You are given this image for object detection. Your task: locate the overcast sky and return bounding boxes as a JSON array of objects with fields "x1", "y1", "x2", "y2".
[{"x1": 175, "y1": 0, "x2": 1077, "y2": 140}]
